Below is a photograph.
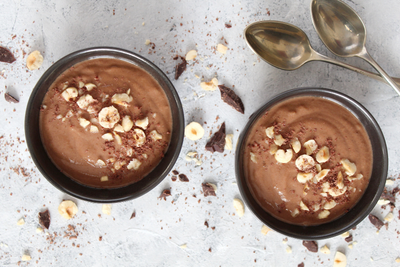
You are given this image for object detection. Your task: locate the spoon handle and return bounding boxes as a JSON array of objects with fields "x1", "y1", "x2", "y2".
[
  {"x1": 356, "y1": 48, "x2": 400, "y2": 96},
  {"x1": 312, "y1": 52, "x2": 400, "y2": 89}
]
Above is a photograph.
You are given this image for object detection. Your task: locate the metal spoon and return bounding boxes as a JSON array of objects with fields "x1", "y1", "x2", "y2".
[
  {"x1": 244, "y1": 21, "x2": 400, "y2": 86},
  {"x1": 311, "y1": 0, "x2": 400, "y2": 95}
]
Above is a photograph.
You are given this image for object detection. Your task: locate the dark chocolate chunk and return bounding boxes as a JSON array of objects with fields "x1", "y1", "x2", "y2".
[
  {"x1": 204, "y1": 221, "x2": 209, "y2": 228},
  {"x1": 159, "y1": 189, "x2": 171, "y2": 200},
  {"x1": 172, "y1": 170, "x2": 179, "y2": 175},
  {"x1": 225, "y1": 23, "x2": 232, "y2": 28},
  {"x1": 4, "y1": 92, "x2": 19, "y2": 103},
  {"x1": 344, "y1": 235, "x2": 353, "y2": 243},
  {"x1": 171, "y1": 176, "x2": 177, "y2": 182},
  {"x1": 205, "y1": 122, "x2": 226, "y2": 153},
  {"x1": 0, "y1": 47, "x2": 16, "y2": 63},
  {"x1": 174, "y1": 56, "x2": 187, "y2": 80},
  {"x1": 298, "y1": 263, "x2": 304, "y2": 267},
  {"x1": 202, "y1": 183, "x2": 216, "y2": 197},
  {"x1": 178, "y1": 174, "x2": 189, "y2": 182},
  {"x1": 302, "y1": 240, "x2": 318, "y2": 253},
  {"x1": 368, "y1": 214, "x2": 384, "y2": 230},
  {"x1": 218, "y1": 85, "x2": 244, "y2": 114},
  {"x1": 39, "y1": 210, "x2": 50, "y2": 229},
  {"x1": 130, "y1": 211, "x2": 136, "y2": 219}
]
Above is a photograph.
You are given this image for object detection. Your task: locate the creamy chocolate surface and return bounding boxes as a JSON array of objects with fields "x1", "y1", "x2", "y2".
[
  {"x1": 40, "y1": 58, "x2": 172, "y2": 188},
  {"x1": 244, "y1": 96, "x2": 372, "y2": 225}
]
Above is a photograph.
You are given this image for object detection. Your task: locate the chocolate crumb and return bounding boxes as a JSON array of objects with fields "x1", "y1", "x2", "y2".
[
  {"x1": 38, "y1": 210, "x2": 51, "y2": 229},
  {"x1": 130, "y1": 211, "x2": 136, "y2": 219},
  {"x1": 4, "y1": 92, "x2": 19, "y2": 103},
  {"x1": 345, "y1": 235, "x2": 353, "y2": 243},
  {"x1": 174, "y1": 56, "x2": 187, "y2": 80},
  {"x1": 225, "y1": 23, "x2": 232, "y2": 28},
  {"x1": 368, "y1": 214, "x2": 384, "y2": 230},
  {"x1": 298, "y1": 263, "x2": 304, "y2": 267},
  {"x1": 302, "y1": 240, "x2": 318, "y2": 253},
  {"x1": 218, "y1": 85, "x2": 244, "y2": 114},
  {"x1": 205, "y1": 122, "x2": 226, "y2": 153},
  {"x1": 178, "y1": 174, "x2": 189, "y2": 182},
  {"x1": 99, "y1": 236, "x2": 102, "y2": 241},
  {"x1": 171, "y1": 176, "x2": 177, "y2": 182},
  {"x1": 202, "y1": 183, "x2": 216, "y2": 197},
  {"x1": 204, "y1": 221, "x2": 209, "y2": 228},
  {"x1": 0, "y1": 46, "x2": 16, "y2": 63},
  {"x1": 352, "y1": 226, "x2": 357, "y2": 230},
  {"x1": 392, "y1": 187, "x2": 400, "y2": 195},
  {"x1": 172, "y1": 170, "x2": 179, "y2": 175},
  {"x1": 159, "y1": 189, "x2": 171, "y2": 200},
  {"x1": 208, "y1": 248, "x2": 212, "y2": 252}
]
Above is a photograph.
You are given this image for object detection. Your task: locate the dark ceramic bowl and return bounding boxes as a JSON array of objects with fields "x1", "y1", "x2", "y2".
[
  {"x1": 25, "y1": 47, "x2": 184, "y2": 203},
  {"x1": 235, "y1": 88, "x2": 387, "y2": 239}
]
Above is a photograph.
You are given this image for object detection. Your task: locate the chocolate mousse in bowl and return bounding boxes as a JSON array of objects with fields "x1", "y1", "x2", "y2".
[
  {"x1": 26, "y1": 47, "x2": 184, "y2": 202},
  {"x1": 236, "y1": 88, "x2": 387, "y2": 239}
]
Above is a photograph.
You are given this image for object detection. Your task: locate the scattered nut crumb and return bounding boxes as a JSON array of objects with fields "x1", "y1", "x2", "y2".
[
  {"x1": 261, "y1": 225, "x2": 271, "y2": 235},
  {"x1": 217, "y1": 43, "x2": 228, "y2": 54},
  {"x1": 26, "y1": 50, "x2": 43, "y2": 70},
  {"x1": 102, "y1": 204, "x2": 112, "y2": 215},
  {"x1": 185, "y1": 50, "x2": 197, "y2": 61},
  {"x1": 233, "y1": 198, "x2": 245, "y2": 217},
  {"x1": 58, "y1": 200, "x2": 78, "y2": 219},
  {"x1": 17, "y1": 218, "x2": 25, "y2": 226},
  {"x1": 320, "y1": 245, "x2": 330, "y2": 254},
  {"x1": 21, "y1": 254, "x2": 31, "y2": 261}
]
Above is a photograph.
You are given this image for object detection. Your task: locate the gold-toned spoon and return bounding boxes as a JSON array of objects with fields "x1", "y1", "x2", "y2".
[
  {"x1": 311, "y1": 0, "x2": 400, "y2": 95},
  {"x1": 244, "y1": 21, "x2": 400, "y2": 86}
]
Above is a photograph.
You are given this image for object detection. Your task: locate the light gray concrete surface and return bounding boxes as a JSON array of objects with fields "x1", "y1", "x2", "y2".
[{"x1": 1, "y1": 0, "x2": 400, "y2": 266}]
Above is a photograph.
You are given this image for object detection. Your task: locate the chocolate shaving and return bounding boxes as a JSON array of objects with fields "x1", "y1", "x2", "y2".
[
  {"x1": 39, "y1": 210, "x2": 51, "y2": 229},
  {"x1": 302, "y1": 240, "x2": 318, "y2": 253},
  {"x1": 4, "y1": 92, "x2": 19, "y2": 103},
  {"x1": 298, "y1": 263, "x2": 304, "y2": 267},
  {"x1": 171, "y1": 176, "x2": 177, "y2": 182},
  {"x1": 174, "y1": 56, "x2": 187, "y2": 80},
  {"x1": 159, "y1": 189, "x2": 171, "y2": 200},
  {"x1": 202, "y1": 183, "x2": 216, "y2": 197},
  {"x1": 218, "y1": 85, "x2": 244, "y2": 114},
  {"x1": 178, "y1": 174, "x2": 189, "y2": 182},
  {"x1": 0, "y1": 47, "x2": 16, "y2": 63},
  {"x1": 205, "y1": 122, "x2": 226, "y2": 153},
  {"x1": 225, "y1": 23, "x2": 232, "y2": 28},
  {"x1": 204, "y1": 221, "x2": 209, "y2": 228},
  {"x1": 130, "y1": 211, "x2": 136, "y2": 219},
  {"x1": 344, "y1": 235, "x2": 353, "y2": 243},
  {"x1": 368, "y1": 214, "x2": 384, "y2": 230},
  {"x1": 172, "y1": 170, "x2": 179, "y2": 175}
]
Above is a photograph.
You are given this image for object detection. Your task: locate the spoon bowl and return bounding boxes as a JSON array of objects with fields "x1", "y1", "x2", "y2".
[
  {"x1": 311, "y1": 0, "x2": 400, "y2": 95},
  {"x1": 311, "y1": 0, "x2": 366, "y2": 56},
  {"x1": 244, "y1": 21, "x2": 312, "y2": 70},
  {"x1": 244, "y1": 21, "x2": 400, "y2": 86}
]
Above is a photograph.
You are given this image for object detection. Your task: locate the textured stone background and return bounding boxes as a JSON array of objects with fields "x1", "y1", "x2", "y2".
[{"x1": 1, "y1": 0, "x2": 400, "y2": 266}]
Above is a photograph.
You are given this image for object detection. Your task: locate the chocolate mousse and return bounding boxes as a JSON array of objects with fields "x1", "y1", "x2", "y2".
[
  {"x1": 244, "y1": 96, "x2": 372, "y2": 225},
  {"x1": 40, "y1": 58, "x2": 172, "y2": 188}
]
